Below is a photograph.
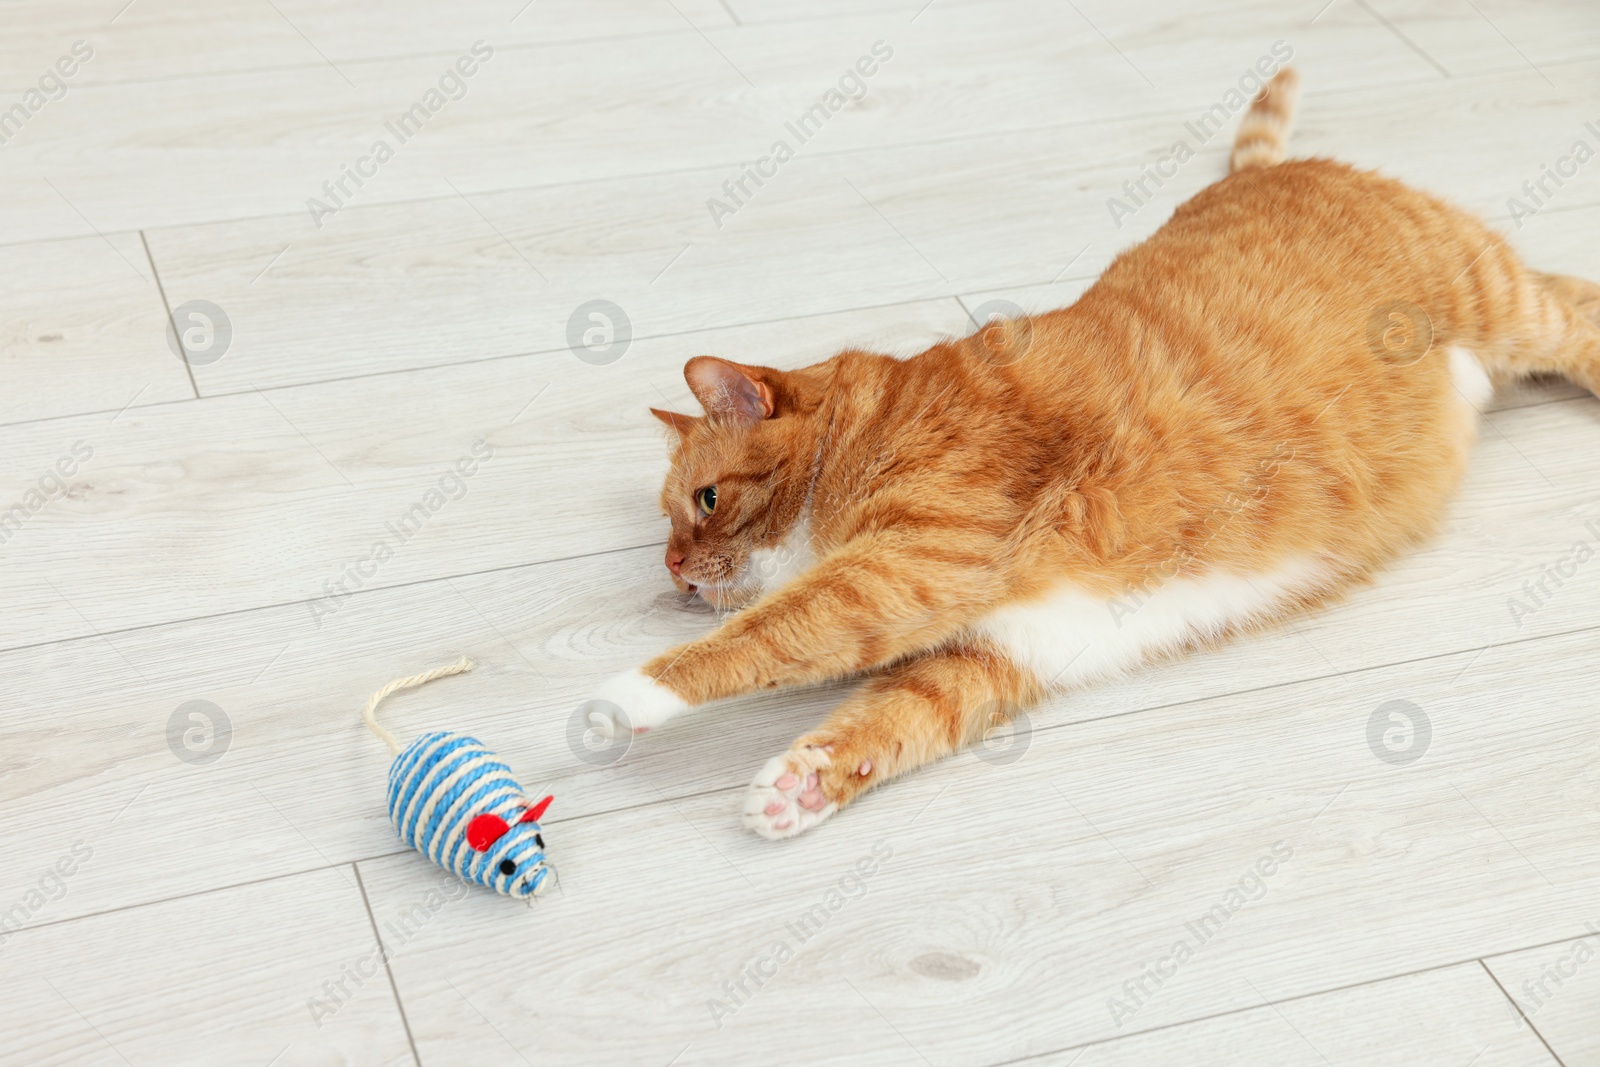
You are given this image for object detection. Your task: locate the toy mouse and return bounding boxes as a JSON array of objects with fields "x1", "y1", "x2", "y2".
[{"x1": 362, "y1": 658, "x2": 554, "y2": 899}]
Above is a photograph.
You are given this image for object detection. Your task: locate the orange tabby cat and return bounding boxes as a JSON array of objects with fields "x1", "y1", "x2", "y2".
[{"x1": 583, "y1": 69, "x2": 1600, "y2": 839}]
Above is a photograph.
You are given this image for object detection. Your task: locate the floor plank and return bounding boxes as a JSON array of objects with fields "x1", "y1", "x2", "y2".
[
  {"x1": 1, "y1": 0, "x2": 1438, "y2": 244},
  {"x1": 0, "y1": 0, "x2": 733, "y2": 90},
  {"x1": 1035, "y1": 963, "x2": 1554, "y2": 1066},
  {"x1": 131, "y1": 57, "x2": 1600, "y2": 395},
  {"x1": 1370, "y1": 0, "x2": 1600, "y2": 76},
  {"x1": 0, "y1": 298, "x2": 969, "y2": 649},
  {"x1": 0, "y1": 866, "x2": 412, "y2": 1066},
  {"x1": 727, "y1": 0, "x2": 1600, "y2": 86},
  {"x1": 0, "y1": 232, "x2": 191, "y2": 425}
]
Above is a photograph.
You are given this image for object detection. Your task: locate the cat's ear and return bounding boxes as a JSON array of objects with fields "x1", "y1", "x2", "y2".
[
  {"x1": 683, "y1": 356, "x2": 777, "y2": 423},
  {"x1": 649, "y1": 407, "x2": 700, "y2": 434}
]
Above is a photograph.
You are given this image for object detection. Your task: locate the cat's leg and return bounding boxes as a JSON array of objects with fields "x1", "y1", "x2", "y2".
[
  {"x1": 584, "y1": 532, "x2": 1006, "y2": 735},
  {"x1": 1472, "y1": 272, "x2": 1600, "y2": 397},
  {"x1": 1535, "y1": 273, "x2": 1600, "y2": 396},
  {"x1": 742, "y1": 641, "x2": 1040, "y2": 839}
]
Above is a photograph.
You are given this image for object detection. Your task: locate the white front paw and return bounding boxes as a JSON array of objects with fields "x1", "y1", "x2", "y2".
[{"x1": 583, "y1": 669, "x2": 689, "y2": 737}]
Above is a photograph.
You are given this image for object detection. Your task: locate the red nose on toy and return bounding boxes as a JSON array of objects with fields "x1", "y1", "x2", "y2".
[{"x1": 466, "y1": 813, "x2": 510, "y2": 851}]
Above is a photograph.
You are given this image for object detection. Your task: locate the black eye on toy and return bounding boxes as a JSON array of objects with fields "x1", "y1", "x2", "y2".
[
  {"x1": 535, "y1": 833, "x2": 545, "y2": 849},
  {"x1": 498, "y1": 859, "x2": 517, "y2": 876}
]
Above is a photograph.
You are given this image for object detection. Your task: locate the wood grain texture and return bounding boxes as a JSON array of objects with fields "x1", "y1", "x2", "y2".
[
  {"x1": 0, "y1": 0, "x2": 1456, "y2": 245},
  {"x1": 130, "y1": 57, "x2": 1600, "y2": 394},
  {"x1": 1486, "y1": 932, "x2": 1600, "y2": 1066},
  {"x1": 0, "y1": 232, "x2": 191, "y2": 425},
  {"x1": 0, "y1": 298, "x2": 970, "y2": 649},
  {"x1": 0, "y1": 0, "x2": 733, "y2": 90},
  {"x1": 1364, "y1": 0, "x2": 1600, "y2": 76},
  {"x1": 0, "y1": 866, "x2": 412, "y2": 1066},
  {"x1": 727, "y1": 0, "x2": 1600, "y2": 85},
  {"x1": 1033, "y1": 964, "x2": 1555, "y2": 1066}
]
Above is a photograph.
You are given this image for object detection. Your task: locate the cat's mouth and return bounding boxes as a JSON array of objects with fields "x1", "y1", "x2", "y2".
[
  {"x1": 671, "y1": 554, "x2": 767, "y2": 609},
  {"x1": 677, "y1": 574, "x2": 763, "y2": 611}
]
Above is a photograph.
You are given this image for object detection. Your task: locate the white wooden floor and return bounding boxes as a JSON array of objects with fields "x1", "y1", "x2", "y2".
[{"x1": 3, "y1": 1, "x2": 1599, "y2": 1064}]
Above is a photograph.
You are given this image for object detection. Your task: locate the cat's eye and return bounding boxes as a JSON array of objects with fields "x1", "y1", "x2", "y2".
[{"x1": 695, "y1": 486, "x2": 717, "y2": 516}]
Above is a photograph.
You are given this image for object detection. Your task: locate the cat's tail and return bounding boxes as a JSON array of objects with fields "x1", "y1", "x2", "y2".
[{"x1": 1230, "y1": 68, "x2": 1300, "y2": 173}]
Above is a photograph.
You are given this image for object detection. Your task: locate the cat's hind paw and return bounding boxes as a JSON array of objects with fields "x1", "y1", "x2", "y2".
[{"x1": 742, "y1": 748, "x2": 838, "y2": 840}]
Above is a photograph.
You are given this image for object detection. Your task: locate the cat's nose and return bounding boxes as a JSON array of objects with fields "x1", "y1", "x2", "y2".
[{"x1": 665, "y1": 548, "x2": 685, "y2": 576}]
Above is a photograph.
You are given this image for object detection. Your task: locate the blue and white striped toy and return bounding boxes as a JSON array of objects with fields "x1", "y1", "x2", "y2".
[{"x1": 363, "y1": 658, "x2": 553, "y2": 899}]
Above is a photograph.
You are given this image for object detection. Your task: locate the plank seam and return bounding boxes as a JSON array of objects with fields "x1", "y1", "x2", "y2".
[
  {"x1": 0, "y1": 291, "x2": 973, "y2": 419},
  {"x1": 1478, "y1": 958, "x2": 1569, "y2": 1067},
  {"x1": 354, "y1": 862, "x2": 425, "y2": 1067},
  {"x1": 140, "y1": 229, "x2": 199, "y2": 400},
  {"x1": 991, "y1": 957, "x2": 1559, "y2": 1067}
]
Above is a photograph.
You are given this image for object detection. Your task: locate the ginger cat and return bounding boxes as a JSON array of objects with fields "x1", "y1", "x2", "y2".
[{"x1": 583, "y1": 70, "x2": 1600, "y2": 839}]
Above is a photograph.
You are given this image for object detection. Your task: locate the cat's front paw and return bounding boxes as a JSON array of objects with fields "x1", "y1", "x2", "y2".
[
  {"x1": 582, "y1": 669, "x2": 690, "y2": 738},
  {"x1": 742, "y1": 748, "x2": 838, "y2": 840}
]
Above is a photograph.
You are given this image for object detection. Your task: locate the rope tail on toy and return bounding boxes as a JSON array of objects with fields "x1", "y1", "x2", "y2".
[
  {"x1": 363, "y1": 656, "x2": 476, "y2": 755},
  {"x1": 363, "y1": 658, "x2": 555, "y2": 900}
]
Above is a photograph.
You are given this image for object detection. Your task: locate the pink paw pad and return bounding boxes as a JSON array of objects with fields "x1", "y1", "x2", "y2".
[
  {"x1": 743, "y1": 752, "x2": 842, "y2": 840},
  {"x1": 858, "y1": 760, "x2": 872, "y2": 776}
]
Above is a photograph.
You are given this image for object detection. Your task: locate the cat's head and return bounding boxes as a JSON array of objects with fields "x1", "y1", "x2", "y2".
[{"x1": 650, "y1": 356, "x2": 824, "y2": 609}]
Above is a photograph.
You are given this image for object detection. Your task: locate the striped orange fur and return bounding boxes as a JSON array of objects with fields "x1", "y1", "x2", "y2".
[{"x1": 589, "y1": 69, "x2": 1600, "y2": 839}]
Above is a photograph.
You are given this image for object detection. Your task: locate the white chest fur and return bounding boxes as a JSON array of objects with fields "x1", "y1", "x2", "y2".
[{"x1": 743, "y1": 515, "x2": 817, "y2": 596}]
